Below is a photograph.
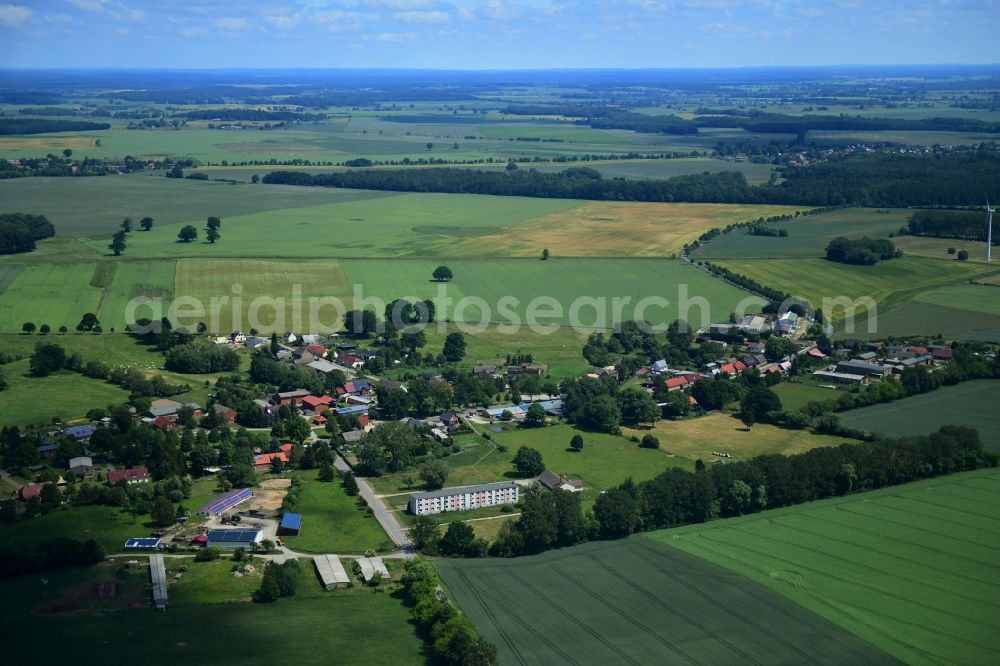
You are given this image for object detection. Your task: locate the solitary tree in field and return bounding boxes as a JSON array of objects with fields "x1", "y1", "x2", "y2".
[
  {"x1": 120, "y1": 218, "x2": 133, "y2": 233},
  {"x1": 541, "y1": 248, "x2": 550, "y2": 260},
  {"x1": 109, "y1": 230, "x2": 127, "y2": 256},
  {"x1": 570, "y1": 434, "x2": 584, "y2": 451},
  {"x1": 140, "y1": 217, "x2": 154, "y2": 231},
  {"x1": 77, "y1": 313, "x2": 99, "y2": 332},
  {"x1": 63, "y1": 148, "x2": 72, "y2": 159},
  {"x1": 21, "y1": 322, "x2": 36, "y2": 334},
  {"x1": 432, "y1": 265, "x2": 453, "y2": 282},
  {"x1": 39, "y1": 324, "x2": 50, "y2": 335},
  {"x1": 251, "y1": 174, "x2": 260, "y2": 184},
  {"x1": 426, "y1": 142, "x2": 433, "y2": 151},
  {"x1": 178, "y1": 225, "x2": 198, "y2": 243},
  {"x1": 957, "y1": 250, "x2": 970, "y2": 261},
  {"x1": 206, "y1": 227, "x2": 221, "y2": 244},
  {"x1": 207, "y1": 216, "x2": 221, "y2": 231},
  {"x1": 58, "y1": 326, "x2": 67, "y2": 334}
]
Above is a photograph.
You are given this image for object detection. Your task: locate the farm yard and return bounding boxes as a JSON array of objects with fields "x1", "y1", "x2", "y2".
[
  {"x1": 436, "y1": 538, "x2": 897, "y2": 666},
  {"x1": 653, "y1": 468, "x2": 1000, "y2": 666},
  {"x1": 839, "y1": 379, "x2": 1000, "y2": 447}
]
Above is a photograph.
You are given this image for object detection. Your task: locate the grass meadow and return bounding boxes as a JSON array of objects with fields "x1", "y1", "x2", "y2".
[
  {"x1": 436, "y1": 538, "x2": 895, "y2": 666},
  {"x1": 279, "y1": 470, "x2": 392, "y2": 553},
  {"x1": 652, "y1": 468, "x2": 1000, "y2": 666},
  {"x1": 0, "y1": 360, "x2": 131, "y2": 427},
  {"x1": 839, "y1": 379, "x2": 1000, "y2": 447},
  {"x1": 1, "y1": 560, "x2": 428, "y2": 665}
]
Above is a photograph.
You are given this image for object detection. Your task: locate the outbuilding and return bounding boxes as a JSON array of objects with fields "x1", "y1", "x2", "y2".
[
  {"x1": 205, "y1": 529, "x2": 263, "y2": 549},
  {"x1": 278, "y1": 512, "x2": 302, "y2": 536}
]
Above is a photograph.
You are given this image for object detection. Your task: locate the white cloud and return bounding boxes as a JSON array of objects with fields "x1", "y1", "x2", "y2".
[
  {"x1": 316, "y1": 10, "x2": 363, "y2": 32},
  {"x1": 264, "y1": 13, "x2": 302, "y2": 29},
  {"x1": 365, "y1": 0, "x2": 433, "y2": 9},
  {"x1": 0, "y1": 3, "x2": 31, "y2": 26},
  {"x1": 214, "y1": 17, "x2": 248, "y2": 30},
  {"x1": 398, "y1": 10, "x2": 451, "y2": 23},
  {"x1": 483, "y1": 0, "x2": 517, "y2": 20},
  {"x1": 374, "y1": 31, "x2": 414, "y2": 41},
  {"x1": 65, "y1": 0, "x2": 105, "y2": 12},
  {"x1": 127, "y1": 9, "x2": 145, "y2": 21}
]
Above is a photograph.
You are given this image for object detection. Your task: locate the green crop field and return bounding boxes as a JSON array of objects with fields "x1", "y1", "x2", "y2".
[
  {"x1": 477, "y1": 124, "x2": 623, "y2": 143},
  {"x1": 711, "y1": 256, "x2": 994, "y2": 321},
  {"x1": 340, "y1": 257, "x2": 750, "y2": 329},
  {"x1": 0, "y1": 262, "x2": 104, "y2": 331},
  {"x1": 436, "y1": 538, "x2": 896, "y2": 665},
  {"x1": 693, "y1": 207, "x2": 910, "y2": 260},
  {"x1": 279, "y1": 471, "x2": 392, "y2": 553},
  {"x1": 912, "y1": 282, "x2": 1000, "y2": 316},
  {"x1": 871, "y1": 300, "x2": 1000, "y2": 341},
  {"x1": 651, "y1": 468, "x2": 1000, "y2": 665},
  {"x1": 79, "y1": 191, "x2": 577, "y2": 259},
  {"x1": 839, "y1": 379, "x2": 1000, "y2": 447},
  {"x1": 806, "y1": 129, "x2": 1000, "y2": 146},
  {"x1": 0, "y1": 175, "x2": 393, "y2": 237}
]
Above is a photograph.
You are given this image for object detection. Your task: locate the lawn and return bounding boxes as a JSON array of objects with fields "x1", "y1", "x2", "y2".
[
  {"x1": 491, "y1": 424, "x2": 693, "y2": 502},
  {"x1": 839, "y1": 379, "x2": 1000, "y2": 448},
  {"x1": 436, "y1": 538, "x2": 895, "y2": 666},
  {"x1": 456, "y1": 202, "x2": 802, "y2": 257},
  {"x1": 279, "y1": 470, "x2": 393, "y2": 553},
  {"x1": 693, "y1": 207, "x2": 910, "y2": 260},
  {"x1": 0, "y1": 361, "x2": 131, "y2": 427},
  {"x1": 622, "y1": 412, "x2": 848, "y2": 463},
  {"x1": 166, "y1": 557, "x2": 261, "y2": 606},
  {"x1": 772, "y1": 381, "x2": 846, "y2": 412},
  {"x1": 650, "y1": 468, "x2": 1000, "y2": 666}
]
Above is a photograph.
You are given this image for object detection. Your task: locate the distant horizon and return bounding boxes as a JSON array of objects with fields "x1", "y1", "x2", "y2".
[
  {"x1": 2, "y1": 63, "x2": 1000, "y2": 72},
  {"x1": 1, "y1": 1, "x2": 998, "y2": 70}
]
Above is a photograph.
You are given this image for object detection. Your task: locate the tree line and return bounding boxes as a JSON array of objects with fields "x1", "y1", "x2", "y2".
[
  {"x1": 264, "y1": 148, "x2": 1000, "y2": 207},
  {"x1": 0, "y1": 118, "x2": 110, "y2": 135},
  {"x1": 906, "y1": 209, "x2": 997, "y2": 243},
  {"x1": 0, "y1": 213, "x2": 55, "y2": 254},
  {"x1": 480, "y1": 425, "x2": 995, "y2": 559}
]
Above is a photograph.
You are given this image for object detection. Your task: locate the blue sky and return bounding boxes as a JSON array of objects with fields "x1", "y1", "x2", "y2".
[{"x1": 0, "y1": 0, "x2": 997, "y2": 69}]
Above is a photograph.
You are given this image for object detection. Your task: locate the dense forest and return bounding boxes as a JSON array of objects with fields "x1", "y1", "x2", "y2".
[
  {"x1": 0, "y1": 213, "x2": 56, "y2": 254},
  {"x1": 265, "y1": 149, "x2": 1000, "y2": 207},
  {"x1": 0, "y1": 118, "x2": 110, "y2": 135},
  {"x1": 906, "y1": 209, "x2": 996, "y2": 243},
  {"x1": 500, "y1": 105, "x2": 1000, "y2": 137}
]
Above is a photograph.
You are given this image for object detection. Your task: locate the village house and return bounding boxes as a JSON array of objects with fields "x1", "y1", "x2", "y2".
[
  {"x1": 538, "y1": 470, "x2": 584, "y2": 492},
  {"x1": 212, "y1": 404, "x2": 238, "y2": 425},
  {"x1": 107, "y1": 467, "x2": 150, "y2": 485}
]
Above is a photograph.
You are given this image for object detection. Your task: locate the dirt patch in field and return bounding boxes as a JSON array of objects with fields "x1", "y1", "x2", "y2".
[
  {"x1": 249, "y1": 478, "x2": 291, "y2": 513},
  {"x1": 457, "y1": 202, "x2": 801, "y2": 257}
]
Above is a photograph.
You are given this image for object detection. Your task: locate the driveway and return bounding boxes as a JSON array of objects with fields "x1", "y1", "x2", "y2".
[{"x1": 334, "y1": 455, "x2": 412, "y2": 549}]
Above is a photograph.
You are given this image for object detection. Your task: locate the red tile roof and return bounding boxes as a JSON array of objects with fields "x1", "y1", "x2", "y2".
[
  {"x1": 108, "y1": 467, "x2": 149, "y2": 484},
  {"x1": 303, "y1": 343, "x2": 328, "y2": 357},
  {"x1": 254, "y1": 452, "x2": 289, "y2": 466},
  {"x1": 664, "y1": 377, "x2": 689, "y2": 389},
  {"x1": 18, "y1": 482, "x2": 45, "y2": 500}
]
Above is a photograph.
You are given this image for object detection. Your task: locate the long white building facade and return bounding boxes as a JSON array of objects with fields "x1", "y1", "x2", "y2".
[{"x1": 407, "y1": 481, "x2": 520, "y2": 516}]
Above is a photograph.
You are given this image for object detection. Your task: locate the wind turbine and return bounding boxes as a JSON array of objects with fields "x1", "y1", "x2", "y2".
[{"x1": 988, "y1": 200, "x2": 995, "y2": 263}]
